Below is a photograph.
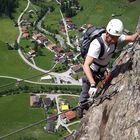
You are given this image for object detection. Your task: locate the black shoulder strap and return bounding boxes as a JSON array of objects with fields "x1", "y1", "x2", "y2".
[
  {"x1": 108, "y1": 42, "x2": 118, "y2": 56},
  {"x1": 96, "y1": 37, "x2": 105, "y2": 58},
  {"x1": 113, "y1": 42, "x2": 117, "y2": 53}
]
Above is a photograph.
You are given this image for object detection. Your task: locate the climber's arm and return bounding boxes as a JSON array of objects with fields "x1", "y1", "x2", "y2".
[{"x1": 125, "y1": 30, "x2": 140, "y2": 42}]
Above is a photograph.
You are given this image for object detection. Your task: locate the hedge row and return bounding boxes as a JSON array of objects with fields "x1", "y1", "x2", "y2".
[{"x1": 0, "y1": 83, "x2": 81, "y2": 96}]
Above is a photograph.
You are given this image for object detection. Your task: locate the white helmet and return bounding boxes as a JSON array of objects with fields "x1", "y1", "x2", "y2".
[{"x1": 106, "y1": 19, "x2": 124, "y2": 36}]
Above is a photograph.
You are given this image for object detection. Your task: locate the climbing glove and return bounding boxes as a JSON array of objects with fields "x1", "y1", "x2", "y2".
[{"x1": 88, "y1": 84, "x2": 97, "y2": 97}]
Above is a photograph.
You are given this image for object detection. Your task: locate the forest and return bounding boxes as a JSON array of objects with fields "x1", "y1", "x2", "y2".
[{"x1": 0, "y1": 0, "x2": 18, "y2": 18}]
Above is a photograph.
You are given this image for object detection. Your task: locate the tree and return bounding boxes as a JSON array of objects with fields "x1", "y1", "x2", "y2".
[
  {"x1": 0, "y1": 0, "x2": 18, "y2": 18},
  {"x1": 60, "y1": 3, "x2": 65, "y2": 12}
]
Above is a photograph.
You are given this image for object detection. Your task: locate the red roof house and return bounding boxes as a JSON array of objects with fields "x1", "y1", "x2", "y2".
[{"x1": 61, "y1": 111, "x2": 76, "y2": 121}]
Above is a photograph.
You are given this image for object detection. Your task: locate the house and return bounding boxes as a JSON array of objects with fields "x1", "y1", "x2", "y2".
[
  {"x1": 47, "y1": 43, "x2": 57, "y2": 50},
  {"x1": 65, "y1": 111, "x2": 76, "y2": 121},
  {"x1": 37, "y1": 36, "x2": 48, "y2": 44},
  {"x1": 60, "y1": 103, "x2": 69, "y2": 111},
  {"x1": 32, "y1": 32, "x2": 42, "y2": 40},
  {"x1": 59, "y1": 99, "x2": 68, "y2": 105},
  {"x1": 71, "y1": 64, "x2": 83, "y2": 73},
  {"x1": 28, "y1": 9, "x2": 35, "y2": 14},
  {"x1": 60, "y1": 25, "x2": 66, "y2": 33},
  {"x1": 30, "y1": 95, "x2": 41, "y2": 107},
  {"x1": 32, "y1": 32, "x2": 48, "y2": 45},
  {"x1": 65, "y1": 111, "x2": 76, "y2": 120},
  {"x1": 22, "y1": 32, "x2": 29, "y2": 38},
  {"x1": 60, "y1": 27, "x2": 66, "y2": 33},
  {"x1": 44, "y1": 122, "x2": 55, "y2": 133},
  {"x1": 65, "y1": 17, "x2": 72, "y2": 22},
  {"x1": 21, "y1": 26, "x2": 28, "y2": 33},
  {"x1": 67, "y1": 23, "x2": 76, "y2": 29},
  {"x1": 21, "y1": 16, "x2": 29, "y2": 22},
  {"x1": 65, "y1": 52, "x2": 74, "y2": 59},
  {"x1": 65, "y1": 17, "x2": 76, "y2": 29},
  {"x1": 28, "y1": 49, "x2": 36, "y2": 57},
  {"x1": 43, "y1": 97, "x2": 52, "y2": 109},
  {"x1": 61, "y1": 111, "x2": 76, "y2": 121},
  {"x1": 55, "y1": 47, "x2": 64, "y2": 53},
  {"x1": 58, "y1": 57, "x2": 67, "y2": 64},
  {"x1": 41, "y1": 75, "x2": 52, "y2": 81}
]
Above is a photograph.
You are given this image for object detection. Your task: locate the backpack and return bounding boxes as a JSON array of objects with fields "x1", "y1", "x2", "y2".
[{"x1": 80, "y1": 26, "x2": 106, "y2": 59}]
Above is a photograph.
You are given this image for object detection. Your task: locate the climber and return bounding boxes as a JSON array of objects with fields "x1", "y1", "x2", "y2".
[{"x1": 77, "y1": 18, "x2": 140, "y2": 118}]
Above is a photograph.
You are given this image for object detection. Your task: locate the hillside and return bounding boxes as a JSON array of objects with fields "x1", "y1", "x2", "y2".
[
  {"x1": 73, "y1": 0, "x2": 140, "y2": 32},
  {"x1": 74, "y1": 18, "x2": 140, "y2": 140}
]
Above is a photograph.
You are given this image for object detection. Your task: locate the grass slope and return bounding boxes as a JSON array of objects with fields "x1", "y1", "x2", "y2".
[
  {"x1": 0, "y1": 0, "x2": 28, "y2": 43},
  {"x1": 0, "y1": 93, "x2": 59, "y2": 140},
  {"x1": 73, "y1": 0, "x2": 140, "y2": 32},
  {"x1": 34, "y1": 48, "x2": 55, "y2": 70},
  {"x1": 0, "y1": 94, "x2": 43, "y2": 137},
  {"x1": 0, "y1": 18, "x2": 18, "y2": 43},
  {"x1": 0, "y1": 41, "x2": 41, "y2": 78}
]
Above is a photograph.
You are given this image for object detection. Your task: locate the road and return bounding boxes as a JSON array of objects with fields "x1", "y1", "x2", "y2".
[{"x1": 59, "y1": 9, "x2": 74, "y2": 48}]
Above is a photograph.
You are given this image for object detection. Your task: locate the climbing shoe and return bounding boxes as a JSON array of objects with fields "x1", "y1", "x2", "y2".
[
  {"x1": 76, "y1": 102, "x2": 90, "y2": 118},
  {"x1": 76, "y1": 106, "x2": 84, "y2": 118}
]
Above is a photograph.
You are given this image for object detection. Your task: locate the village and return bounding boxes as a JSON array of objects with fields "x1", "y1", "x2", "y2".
[
  {"x1": 15, "y1": 7, "x2": 92, "y2": 84},
  {"x1": 30, "y1": 93, "x2": 80, "y2": 134}
]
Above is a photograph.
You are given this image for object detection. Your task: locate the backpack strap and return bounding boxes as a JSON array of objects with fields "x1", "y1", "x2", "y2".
[
  {"x1": 97, "y1": 37, "x2": 117, "y2": 58},
  {"x1": 92, "y1": 37, "x2": 108, "y2": 68},
  {"x1": 92, "y1": 38, "x2": 117, "y2": 68},
  {"x1": 107, "y1": 42, "x2": 118, "y2": 56},
  {"x1": 96, "y1": 37, "x2": 105, "y2": 58}
]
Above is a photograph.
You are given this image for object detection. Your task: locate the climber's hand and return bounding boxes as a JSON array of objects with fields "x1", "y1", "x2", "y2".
[{"x1": 88, "y1": 84, "x2": 97, "y2": 97}]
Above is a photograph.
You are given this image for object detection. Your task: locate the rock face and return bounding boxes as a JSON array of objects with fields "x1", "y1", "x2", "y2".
[{"x1": 75, "y1": 22, "x2": 140, "y2": 140}]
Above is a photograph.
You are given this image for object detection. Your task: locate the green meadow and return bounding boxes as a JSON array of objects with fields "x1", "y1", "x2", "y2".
[
  {"x1": 0, "y1": 93, "x2": 59, "y2": 140},
  {"x1": 73, "y1": 0, "x2": 140, "y2": 32},
  {"x1": 0, "y1": 41, "x2": 41, "y2": 78},
  {"x1": 34, "y1": 48, "x2": 55, "y2": 70},
  {"x1": 0, "y1": 18, "x2": 18, "y2": 43},
  {"x1": 43, "y1": 1, "x2": 61, "y2": 32}
]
